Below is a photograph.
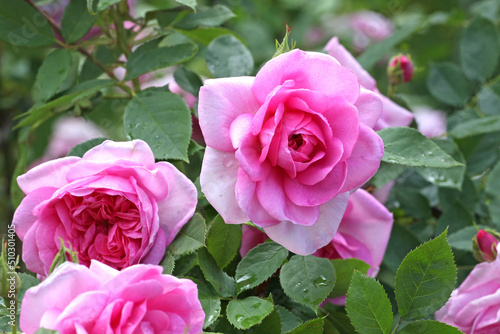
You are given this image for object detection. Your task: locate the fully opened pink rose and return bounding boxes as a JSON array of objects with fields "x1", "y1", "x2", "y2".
[
  {"x1": 13, "y1": 140, "x2": 197, "y2": 278},
  {"x1": 240, "y1": 189, "x2": 393, "y2": 275},
  {"x1": 324, "y1": 37, "x2": 414, "y2": 130},
  {"x1": 435, "y1": 244, "x2": 500, "y2": 333},
  {"x1": 199, "y1": 49, "x2": 384, "y2": 255},
  {"x1": 20, "y1": 261, "x2": 205, "y2": 334}
]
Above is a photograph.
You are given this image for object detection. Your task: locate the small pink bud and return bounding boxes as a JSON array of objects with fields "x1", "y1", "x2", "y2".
[
  {"x1": 387, "y1": 54, "x2": 413, "y2": 85},
  {"x1": 474, "y1": 229, "x2": 498, "y2": 262}
]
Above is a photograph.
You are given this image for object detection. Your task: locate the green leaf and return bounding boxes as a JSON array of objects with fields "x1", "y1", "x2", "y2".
[
  {"x1": 0, "y1": 0, "x2": 56, "y2": 47},
  {"x1": 415, "y1": 139, "x2": 466, "y2": 190},
  {"x1": 486, "y1": 160, "x2": 500, "y2": 197},
  {"x1": 235, "y1": 241, "x2": 288, "y2": 294},
  {"x1": 394, "y1": 188, "x2": 432, "y2": 220},
  {"x1": 345, "y1": 271, "x2": 393, "y2": 334},
  {"x1": 10, "y1": 131, "x2": 28, "y2": 209},
  {"x1": 460, "y1": 16, "x2": 500, "y2": 82},
  {"x1": 17, "y1": 273, "x2": 40, "y2": 305},
  {"x1": 450, "y1": 115, "x2": 500, "y2": 139},
  {"x1": 378, "y1": 127, "x2": 463, "y2": 168},
  {"x1": 16, "y1": 79, "x2": 114, "y2": 129},
  {"x1": 195, "y1": 279, "x2": 221, "y2": 329},
  {"x1": 250, "y1": 309, "x2": 282, "y2": 334},
  {"x1": 167, "y1": 213, "x2": 206, "y2": 256},
  {"x1": 35, "y1": 329, "x2": 60, "y2": 334},
  {"x1": 370, "y1": 162, "x2": 405, "y2": 189},
  {"x1": 436, "y1": 200, "x2": 473, "y2": 236},
  {"x1": 123, "y1": 88, "x2": 192, "y2": 161},
  {"x1": 427, "y1": 63, "x2": 472, "y2": 106},
  {"x1": 448, "y1": 225, "x2": 487, "y2": 252},
  {"x1": 206, "y1": 215, "x2": 241, "y2": 269},
  {"x1": 87, "y1": 0, "x2": 122, "y2": 14},
  {"x1": 395, "y1": 230, "x2": 457, "y2": 320},
  {"x1": 179, "y1": 27, "x2": 241, "y2": 46},
  {"x1": 329, "y1": 259, "x2": 371, "y2": 299},
  {"x1": 357, "y1": 22, "x2": 420, "y2": 71},
  {"x1": 172, "y1": 252, "x2": 197, "y2": 277},
  {"x1": 286, "y1": 318, "x2": 324, "y2": 334},
  {"x1": 280, "y1": 255, "x2": 336, "y2": 311},
  {"x1": 206, "y1": 35, "x2": 254, "y2": 78},
  {"x1": 175, "y1": 5, "x2": 235, "y2": 30},
  {"x1": 126, "y1": 39, "x2": 198, "y2": 80},
  {"x1": 398, "y1": 320, "x2": 465, "y2": 334},
  {"x1": 276, "y1": 306, "x2": 302, "y2": 334},
  {"x1": 67, "y1": 138, "x2": 108, "y2": 158},
  {"x1": 174, "y1": 66, "x2": 203, "y2": 97},
  {"x1": 478, "y1": 82, "x2": 500, "y2": 115},
  {"x1": 227, "y1": 297, "x2": 274, "y2": 330},
  {"x1": 175, "y1": 0, "x2": 197, "y2": 11},
  {"x1": 36, "y1": 49, "x2": 73, "y2": 102},
  {"x1": 80, "y1": 46, "x2": 121, "y2": 82},
  {"x1": 62, "y1": 0, "x2": 97, "y2": 43},
  {"x1": 159, "y1": 252, "x2": 175, "y2": 275},
  {"x1": 198, "y1": 247, "x2": 236, "y2": 298}
]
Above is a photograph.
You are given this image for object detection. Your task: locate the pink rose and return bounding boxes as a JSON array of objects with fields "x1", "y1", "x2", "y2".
[
  {"x1": 240, "y1": 189, "x2": 393, "y2": 276},
  {"x1": 387, "y1": 54, "x2": 414, "y2": 84},
  {"x1": 324, "y1": 37, "x2": 414, "y2": 130},
  {"x1": 13, "y1": 140, "x2": 197, "y2": 278},
  {"x1": 199, "y1": 49, "x2": 384, "y2": 255},
  {"x1": 20, "y1": 260, "x2": 205, "y2": 334},
  {"x1": 435, "y1": 244, "x2": 500, "y2": 334},
  {"x1": 474, "y1": 230, "x2": 499, "y2": 263},
  {"x1": 413, "y1": 107, "x2": 447, "y2": 138}
]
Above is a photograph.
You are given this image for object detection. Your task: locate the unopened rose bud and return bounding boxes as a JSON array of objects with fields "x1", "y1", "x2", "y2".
[
  {"x1": 473, "y1": 229, "x2": 499, "y2": 262},
  {"x1": 387, "y1": 54, "x2": 413, "y2": 85}
]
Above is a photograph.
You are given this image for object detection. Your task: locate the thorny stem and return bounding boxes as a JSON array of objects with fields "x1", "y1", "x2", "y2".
[{"x1": 24, "y1": 0, "x2": 135, "y2": 97}]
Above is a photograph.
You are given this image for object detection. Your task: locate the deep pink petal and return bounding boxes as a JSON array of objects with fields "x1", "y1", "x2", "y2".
[
  {"x1": 13, "y1": 187, "x2": 56, "y2": 239},
  {"x1": 155, "y1": 161, "x2": 197, "y2": 245},
  {"x1": 82, "y1": 139, "x2": 156, "y2": 170},
  {"x1": 199, "y1": 77, "x2": 260, "y2": 152},
  {"x1": 264, "y1": 192, "x2": 350, "y2": 255},
  {"x1": 18, "y1": 156, "x2": 79, "y2": 194},
  {"x1": 200, "y1": 148, "x2": 249, "y2": 224},
  {"x1": 284, "y1": 162, "x2": 347, "y2": 207},
  {"x1": 340, "y1": 124, "x2": 384, "y2": 193}
]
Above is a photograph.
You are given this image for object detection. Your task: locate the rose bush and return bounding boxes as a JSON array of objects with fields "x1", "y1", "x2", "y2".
[
  {"x1": 13, "y1": 140, "x2": 197, "y2": 278},
  {"x1": 20, "y1": 260, "x2": 205, "y2": 334},
  {"x1": 324, "y1": 37, "x2": 414, "y2": 130},
  {"x1": 241, "y1": 189, "x2": 393, "y2": 276},
  {"x1": 199, "y1": 48, "x2": 385, "y2": 255},
  {"x1": 435, "y1": 243, "x2": 500, "y2": 334}
]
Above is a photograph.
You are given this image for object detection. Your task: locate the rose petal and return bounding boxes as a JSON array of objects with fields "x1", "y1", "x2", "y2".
[
  {"x1": 355, "y1": 87, "x2": 383, "y2": 128},
  {"x1": 13, "y1": 187, "x2": 56, "y2": 239},
  {"x1": 82, "y1": 139, "x2": 156, "y2": 170},
  {"x1": 375, "y1": 94, "x2": 414, "y2": 130},
  {"x1": 264, "y1": 192, "x2": 350, "y2": 255}
]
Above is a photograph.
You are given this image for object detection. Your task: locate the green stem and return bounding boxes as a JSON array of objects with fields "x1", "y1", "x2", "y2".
[{"x1": 391, "y1": 322, "x2": 400, "y2": 334}]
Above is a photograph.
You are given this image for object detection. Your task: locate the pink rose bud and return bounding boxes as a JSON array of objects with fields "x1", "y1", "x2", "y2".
[
  {"x1": 474, "y1": 229, "x2": 499, "y2": 262},
  {"x1": 387, "y1": 54, "x2": 413, "y2": 85}
]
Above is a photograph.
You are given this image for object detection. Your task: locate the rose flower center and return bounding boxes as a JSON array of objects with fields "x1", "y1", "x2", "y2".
[{"x1": 288, "y1": 133, "x2": 304, "y2": 150}]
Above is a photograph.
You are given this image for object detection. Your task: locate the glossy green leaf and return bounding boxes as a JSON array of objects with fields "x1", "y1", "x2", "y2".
[
  {"x1": 206, "y1": 215, "x2": 241, "y2": 269},
  {"x1": 370, "y1": 162, "x2": 404, "y2": 189},
  {"x1": 198, "y1": 247, "x2": 236, "y2": 298},
  {"x1": 329, "y1": 259, "x2": 371, "y2": 298},
  {"x1": 286, "y1": 318, "x2": 324, "y2": 334},
  {"x1": 383, "y1": 224, "x2": 421, "y2": 274},
  {"x1": 36, "y1": 49, "x2": 73, "y2": 102},
  {"x1": 448, "y1": 225, "x2": 487, "y2": 252},
  {"x1": 167, "y1": 213, "x2": 205, "y2": 256},
  {"x1": 0, "y1": 0, "x2": 55, "y2": 47},
  {"x1": 227, "y1": 297, "x2": 274, "y2": 330},
  {"x1": 195, "y1": 279, "x2": 221, "y2": 329},
  {"x1": 175, "y1": 5, "x2": 235, "y2": 30},
  {"x1": 436, "y1": 200, "x2": 473, "y2": 236},
  {"x1": 276, "y1": 306, "x2": 302, "y2": 334},
  {"x1": 174, "y1": 66, "x2": 203, "y2": 97},
  {"x1": 427, "y1": 63, "x2": 472, "y2": 106},
  {"x1": 460, "y1": 16, "x2": 500, "y2": 81},
  {"x1": 280, "y1": 255, "x2": 335, "y2": 311},
  {"x1": 175, "y1": 0, "x2": 197, "y2": 11},
  {"x1": 159, "y1": 252, "x2": 175, "y2": 275},
  {"x1": 378, "y1": 127, "x2": 463, "y2": 168},
  {"x1": 62, "y1": 0, "x2": 97, "y2": 43},
  {"x1": 478, "y1": 82, "x2": 500, "y2": 115},
  {"x1": 17, "y1": 273, "x2": 40, "y2": 305},
  {"x1": 450, "y1": 115, "x2": 500, "y2": 139},
  {"x1": 87, "y1": 0, "x2": 122, "y2": 14},
  {"x1": 395, "y1": 230, "x2": 457, "y2": 320},
  {"x1": 67, "y1": 138, "x2": 108, "y2": 158},
  {"x1": 398, "y1": 320, "x2": 465, "y2": 334},
  {"x1": 345, "y1": 271, "x2": 393, "y2": 334},
  {"x1": 123, "y1": 88, "x2": 192, "y2": 161},
  {"x1": 80, "y1": 46, "x2": 121, "y2": 82},
  {"x1": 235, "y1": 241, "x2": 288, "y2": 293},
  {"x1": 206, "y1": 35, "x2": 254, "y2": 78},
  {"x1": 126, "y1": 39, "x2": 198, "y2": 80}
]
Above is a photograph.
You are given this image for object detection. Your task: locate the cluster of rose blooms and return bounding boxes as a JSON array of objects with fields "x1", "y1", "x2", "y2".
[{"x1": 9, "y1": 11, "x2": 491, "y2": 334}]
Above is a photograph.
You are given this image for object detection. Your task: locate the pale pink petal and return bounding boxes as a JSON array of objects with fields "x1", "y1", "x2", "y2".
[
  {"x1": 264, "y1": 192, "x2": 350, "y2": 255},
  {"x1": 199, "y1": 77, "x2": 260, "y2": 152},
  {"x1": 82, "y1": 139, "x2": 156, "y2": 169},
  {"x1": 230, "y1": 113, "x2": 254, "y2": 149},
  {"x1": 140, "y1": 228, "x2": 167, "y2": 265},
  {"x1": 17, "y1": 157, "x2": 79, "y2": 194},
  {"x1": 13, "y1": 187, "x2": 56, "y2": 239},
  {"x1": 200, "y1": 148, "x2": 249, "y2": 224},
  {"x1": 340, "y1": 124, "x2": 384, "y2": 193},
  {"x1": 375, "y1": 94, "x2": 414, "y2": 130},
  {"x1": 355, "y1": 88, "x2": 383, "y2": 128},
  {"x1": 155, "y1": 162, "x2": 197, "y2": 245}
]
